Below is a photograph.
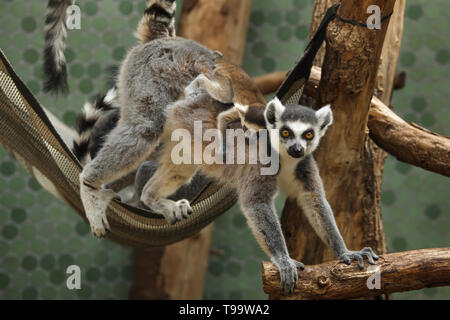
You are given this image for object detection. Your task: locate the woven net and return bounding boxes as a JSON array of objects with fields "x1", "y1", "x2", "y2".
[{"x1": 0, "y1": 49, "x2": 238, "y2": 247}]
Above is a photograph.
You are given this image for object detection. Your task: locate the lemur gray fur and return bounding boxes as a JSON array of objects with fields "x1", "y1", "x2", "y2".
[
  {"x1": 132, "y1": 91, "x2": 378, "y2": 292},
  {"x1": 135, "y1": 91, "x2": 307, "y2": 293},
  {"x1": 77, "y1": 0, "x2": 257, "y2": 237},
  {"x1": 66, "y1": 0, "x2": 378, "y2": 293},
  {"x1": 70, "y1": 0, "x2": 304, "y2": 293}
]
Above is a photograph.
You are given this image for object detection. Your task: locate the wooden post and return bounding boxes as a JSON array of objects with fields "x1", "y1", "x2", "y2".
[
  {"x1": 273, "y1": 0, "x2": 397, "y2": 299},
  {"x1": 366, "y1": 1, "x2": 406, "y2": 277},
  {"x1": 130, "y1": 0, "x2": 253, "y2": 300}
]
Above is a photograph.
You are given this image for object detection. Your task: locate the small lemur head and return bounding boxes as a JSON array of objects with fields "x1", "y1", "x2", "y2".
[
  {"x1": 235, "y1": 103, "x2": 267, "y2": 132},
  {"x1": 264, "y1": 97, "x2": 333, "y2": 158}
]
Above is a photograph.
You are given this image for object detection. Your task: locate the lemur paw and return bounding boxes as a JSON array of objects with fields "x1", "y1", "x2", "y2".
[
  {"x1": 339, "y1": 247, "x2": 379, "y2": 269},
  {"x1": 272, "y1": 257, "x2": 304, "y2": 294},
  {"x1": 173, "y1": 199, "x2": 193, "y2": 221},
  {"x1": 152, "y1": 199, "x2": 193, "y2": 225},
  {"x1": 79, "y1": 183, "x2": 115, "y2": 238}
]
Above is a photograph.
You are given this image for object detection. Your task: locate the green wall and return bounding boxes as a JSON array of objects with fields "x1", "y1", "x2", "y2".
[{"x1": 0, "y1": 0, "x2": 448, "y2": 300}]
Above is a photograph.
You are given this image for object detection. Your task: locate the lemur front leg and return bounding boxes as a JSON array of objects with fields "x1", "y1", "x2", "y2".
[
  {"x1": 293, "y1": 155, "x2": 379, "y2": 269},
  {"x1": 80, "y1": 123, "x2": 157, "y2": 237},
  {"x1": 238, "y1": 172, "x2": 304, "y2": 294},
  {"x1": 140, "y1": 162, "x2": 196, "y2": 224}
]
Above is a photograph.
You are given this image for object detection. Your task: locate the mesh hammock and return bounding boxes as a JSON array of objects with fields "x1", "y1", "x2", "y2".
[
  {"x1": 0, "y1": 50, "x2": 237, "y2": 247},
  {"x1": 0, "y1": 6, "x2": 330, "y2": 247}
]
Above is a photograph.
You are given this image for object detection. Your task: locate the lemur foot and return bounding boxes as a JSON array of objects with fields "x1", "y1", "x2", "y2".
[
  {"x1": 79, "y1": 183, "x2": 116, "y2": 238},
  {"x1": 141, "y1": 197, "x2": 193, "y2": 224},
  {"x1": 272, "y1": 256, "x2": 304, "y2": 294},
  {"x1": 173, "y1": 199, "x2": 193, "y2": 222},
  {"x1": 339, "y1": 247, "x2": 379, "y2": 269},
  {"x1": 162, "y1": 199, "x2": 193, "y2": 224}
]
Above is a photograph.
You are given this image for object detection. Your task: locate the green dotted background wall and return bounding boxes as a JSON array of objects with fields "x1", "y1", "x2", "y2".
[{"x1": 0, "y1": 0, "x2": 448, "y2": 300}]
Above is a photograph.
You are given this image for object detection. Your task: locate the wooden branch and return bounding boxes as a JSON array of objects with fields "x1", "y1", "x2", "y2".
[
  {"x1": 369, "y1": 97, "x2": 450, "y2": 176},
  {"x1": 252, "y1": 71, "x2": 287, "y2": 96},
  {"x1": 253, "y1": 66, "x2": 405, "y2": 96},
  {"x1": 253, "y1": 67, "x2": 450, "y2": 177},
  {"x1": 262, "y1": 248, "x2": 450, "y2": 299}
]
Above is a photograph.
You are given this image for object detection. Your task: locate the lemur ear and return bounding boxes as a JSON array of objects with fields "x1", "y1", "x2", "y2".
[
  {"x1": 316, "y1": 104, "x2": 333, "y2": 135},
  {"x1": 213, "y1": 50, "x2": 224, "y2": 59},
  {"x1": 234, "y1": 103, "x2": 248, "y2": 117},
  {"x1": 264, "y1": 97, "x2": 285, "y2": 126}
]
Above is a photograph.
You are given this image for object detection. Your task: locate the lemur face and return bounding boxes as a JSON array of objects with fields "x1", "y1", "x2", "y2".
[{"x1": 264, "y1": 98, "x2": 333, "y2": 158}]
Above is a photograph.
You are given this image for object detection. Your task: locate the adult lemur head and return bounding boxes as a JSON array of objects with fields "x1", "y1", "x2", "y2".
[{"x1": 264, "y1": 97, "x2": 333, "y2": 159}]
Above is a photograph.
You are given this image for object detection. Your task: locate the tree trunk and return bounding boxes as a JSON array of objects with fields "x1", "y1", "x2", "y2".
[
  {"x1": 367, "y1": 4, "x2": 406, "y2": 294},
  {"x1": 179, "y1": 0, "x2": 252, "y2": 65},
  {"x1": 129, "y1": 0, "x2": 253, "y2": 300},
  {"x1": 274, "y1": 0, "x2": 398, "y2": 300}
]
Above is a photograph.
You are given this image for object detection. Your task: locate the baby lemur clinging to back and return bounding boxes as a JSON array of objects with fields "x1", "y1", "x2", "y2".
[
  {"x1": 183, "y1": 55, "x2": 267, "y2": 133},
  {"x1": 53, "y1": 0, "x2": 378, "y2": 293}
]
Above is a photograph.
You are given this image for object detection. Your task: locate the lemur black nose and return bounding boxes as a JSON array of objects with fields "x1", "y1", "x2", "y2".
[{"x1": 288, "y1": 145, "x2": 304, "y2": 158}]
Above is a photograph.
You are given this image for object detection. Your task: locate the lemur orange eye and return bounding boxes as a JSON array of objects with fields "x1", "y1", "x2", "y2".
[
  {"x1": 304, "y1": 131, "x2": 314, "y2": 140},
  {"x1": 281, "y1": 130, "x2": 290, "y2": 137}
]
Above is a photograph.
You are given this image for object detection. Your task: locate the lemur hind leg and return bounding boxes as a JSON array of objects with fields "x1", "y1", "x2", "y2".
[
  {"x1": 79, "y1": 123, "x2": 156, "y2": 237},
  {"x1": 140, "y1": 162, "x2": 196, "y2": 224},
  {"x1": 217, "y1": 107, "x2": 240, "y2": 134},
  {"x1": 237, "y1": 170, "x2": 304, "y2": 294}
]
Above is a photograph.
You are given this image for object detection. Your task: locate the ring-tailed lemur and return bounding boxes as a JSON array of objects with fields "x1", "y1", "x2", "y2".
[
  {"x1": 66, "y1": 0, "x2": 305, "y2": 293},
  {"x1": 263, "y1": 98, "x2": 379, "y2": 269},
  {"x1": 135, "y1": 91, "x2": 305, "y2": 293},
  {"x1": 134, "y1": 90, "x2": 378, "y2": 293},
  {"x1": 65, "y1": 0, "x2": 377, "y2": 293},
  {"x1": 77, "y1": 0, "x2": 271, "y2": 238}
]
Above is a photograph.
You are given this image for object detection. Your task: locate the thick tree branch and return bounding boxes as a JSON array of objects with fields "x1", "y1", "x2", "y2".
[
  {"x1": 369, "y1": 97, "x2": 450, "y2": 176},
  {"x1": 253, "y1": 71, "x2": 288, "y2": 96},
  {"x1": 253, "y1": 68, "x2": 450, "y2": 177},
  {"x1": 254, "y1": 66, "x2": 403, "y2": 97},
  {"x1": 262, "y1": 248, "x2": 450, "y2": 299}
]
